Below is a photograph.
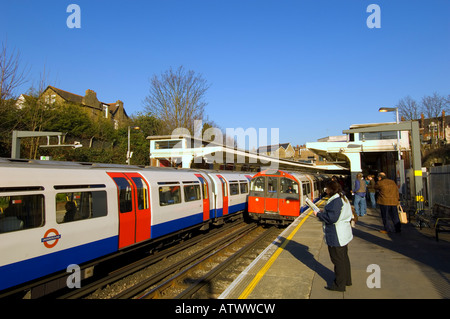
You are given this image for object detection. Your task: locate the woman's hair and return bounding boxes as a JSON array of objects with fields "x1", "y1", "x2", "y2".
[{"x1": 325, "y1": 180, "x2": 348, "y2": 202}]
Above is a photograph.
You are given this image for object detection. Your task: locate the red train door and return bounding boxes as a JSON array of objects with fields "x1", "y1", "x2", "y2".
[
  {"x1": 279, "y1": 177, "x2": 300, "y2": 217},
  {"x1": 217, "y1": 175, "x2": 228, "y2": 215},
  {"x1": 195, "y1": 174, "x2": 210, "y2": 220},
  {"x1": 107, "y1": 172, "x2": 151, "y2": 249},
  {"x1": 248, "y1": 176, "x2": 265, "y2": 214},
  {"x1": 265, "y1": 176, "x2": 279, "y2": 213}
]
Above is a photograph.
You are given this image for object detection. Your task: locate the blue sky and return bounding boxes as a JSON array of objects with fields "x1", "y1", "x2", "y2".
[{"x1": 1, "y1": 0, "x2": 449, "y2": 147}]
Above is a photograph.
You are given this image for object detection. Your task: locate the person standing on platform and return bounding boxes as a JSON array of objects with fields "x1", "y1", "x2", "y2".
[
  {"x1": 367, "y1": 175, "x2": 377, "y2": 209},
  {"x1": 375, "y1": 172, "x2": 401, "y2": 234},
  {"x1": 314, "y1": 180, "x2": 353, "y2": 292},
  {"x1": 352, "y1": 173, "x2": 367, "y2": 216}
]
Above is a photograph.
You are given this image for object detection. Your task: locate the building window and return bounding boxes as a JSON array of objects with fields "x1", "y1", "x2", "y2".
[
  {"x1": 155, "y1": 140, "x2": 184, "y2": 149},
  {"x1": 103, "y1": 104, "x2": 109, "y2": 119},
  {"x1": 362, "y1": 131, "x2": 400, "y2": 141}
]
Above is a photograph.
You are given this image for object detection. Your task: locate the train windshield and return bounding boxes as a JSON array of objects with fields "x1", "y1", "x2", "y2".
[
  {"x1": 250, "y1": 176, "x2": 265, "y2": 192},
  {"x1": 280, "y1": 178, "x2": 299, "y2": 194}
]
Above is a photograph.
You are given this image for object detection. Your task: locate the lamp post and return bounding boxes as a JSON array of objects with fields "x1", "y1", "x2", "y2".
[
  {"x1": 379, "y1": 107, "x2": 401, "y2": 160},
  {"x1": 127, "y1": 126, "x2": 140, "y2": 165},
  {"x1": 378, "y1": 107, "x2": 406, "y2": 201}
]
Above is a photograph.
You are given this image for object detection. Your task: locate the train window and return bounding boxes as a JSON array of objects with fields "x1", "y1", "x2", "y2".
[
  {"x1": 0, "y1": 186, "x2": 44, "y2": 192},
  {"x1": 250, "y1": 177, "x2": 265, "y2": 192},
  {"x1": 56, "y1": 191, "x2": 107, "y2": 223},
  {"x1": 268, "y1": 177, "x2": 278, "y2": 193},
  {"x1": 184, "y1": 185, "x2": 201, "y2": 202},
  {"x1": 112, "y1": 177, "x2": 133, "y2": 213},
  {"x1": 0, "y1": 194, "x2": 44, "y2": 234},
  {"x1": 280, "y1": 178, "x2": 298, "y2": 194},
  {"x1": 240, "y1": 182, "x2": 248, "y2": 194},
  {"x1": 230, "y1": 183, "x2": 239, "y2": 195},
  {"x1": 131, "y1": 177, "x2": 148, "y2": 210},
  {"x1": 302, "y1": 182, "x2": 311, "y2": 196},
  {"x1": 219, "y1": 178, "x2": 228, "y2": 197},
  {"x1": 202, "y1": 183, "x2": 208, "y2": 200},
  {"x1": 54, "y1": 184, "x2": 105, "y2": 190},
  {"x1": 159, "y1": 186, "x2": 181, "y2": 206}
]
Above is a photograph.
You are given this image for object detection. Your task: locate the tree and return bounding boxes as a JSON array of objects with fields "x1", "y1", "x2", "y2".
[
  {"x1": 421, "y1": 92, "x2": 449, "y2": 119},
  {"x1": 396, "y1": 95, "x2": 420, "y2": 120},
  {"x1": 143, "y1": 66, "x2": 210, "y2": 135},
  {"x1": 0, "y1": 40, "x2": 28, "y2": 101}
]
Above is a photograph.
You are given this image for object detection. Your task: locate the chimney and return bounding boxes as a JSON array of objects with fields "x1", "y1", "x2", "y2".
[{"x1": 83, "y1": 89, "x2": 100, "y2": 108}]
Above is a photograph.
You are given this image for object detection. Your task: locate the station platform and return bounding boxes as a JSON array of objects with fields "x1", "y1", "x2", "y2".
[{"x1": 219, "y1": 203, "x2": 450, "y2": 299}]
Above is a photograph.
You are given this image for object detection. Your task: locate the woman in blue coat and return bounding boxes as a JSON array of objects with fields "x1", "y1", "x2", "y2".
[{"x1": 314, "y1": 180, "x2": 353, "y2": 292}]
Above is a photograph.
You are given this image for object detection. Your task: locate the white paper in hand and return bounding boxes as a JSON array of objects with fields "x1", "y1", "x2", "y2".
[{"x1": 305, "y1": 197, "x2": 320, "y2": 213}]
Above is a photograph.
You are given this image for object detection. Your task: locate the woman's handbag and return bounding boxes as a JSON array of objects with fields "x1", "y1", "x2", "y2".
[{"x1": 398, "y1": 204, "x2": 408, "y2": 224}]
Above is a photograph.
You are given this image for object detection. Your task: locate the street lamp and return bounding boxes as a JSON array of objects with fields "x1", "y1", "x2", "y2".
[
  {"x1": 378, "y1": 107, "x2": 401, "y2": 160},
  {"x1": 127, "y1": 126, "x2": 140, "y2": 165}
]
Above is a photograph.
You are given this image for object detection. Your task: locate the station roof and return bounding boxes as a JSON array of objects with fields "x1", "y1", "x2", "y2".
[{"x1": 147, "y1": 134, "x2": 347, "y2": 173}]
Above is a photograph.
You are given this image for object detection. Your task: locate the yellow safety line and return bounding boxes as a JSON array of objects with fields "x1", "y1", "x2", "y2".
[{"x1": 238, "y1": 199, "x2": 326, "y2": 299}]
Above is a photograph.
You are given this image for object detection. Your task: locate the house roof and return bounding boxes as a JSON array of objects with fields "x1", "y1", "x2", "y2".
[
  {"x1": 45, "y1": 86, "x2": 84, "y2": 105},
  {"x1": 257, "y1": 143, "x2": 292, "y2": 153},
  {"x1": 42, "y1": 86, "x2": 128, "y2": 118}
]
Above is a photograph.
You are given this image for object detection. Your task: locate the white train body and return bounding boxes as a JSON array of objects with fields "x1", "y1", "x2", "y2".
[{"x1": 0, "y1": 160, "x2": 253, "y2": 292}]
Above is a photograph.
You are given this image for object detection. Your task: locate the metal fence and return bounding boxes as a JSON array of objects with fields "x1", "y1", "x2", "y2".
[{"x1": 428, "y1": 165, "x2": 450, "y2": 207}]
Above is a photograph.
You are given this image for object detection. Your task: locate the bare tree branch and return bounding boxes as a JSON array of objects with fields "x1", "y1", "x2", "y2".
[
  {"x1": 143, "y1": 66, "x2": 209, "y2": 134},
  {"x1": 0, "y1": 40, "x2": 29, "y2": 101},
  {"x1": 396, "y1": 95, "x2": 420, "y2": 120},
  {"x1": 422, "y1": 92, "x2": 448, "y2": 119}
]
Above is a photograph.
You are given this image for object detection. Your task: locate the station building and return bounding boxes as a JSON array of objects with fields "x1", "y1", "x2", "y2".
[
  {"x1": 145, "y1": 117, "x2": 448, "y2": 210},
  {"x1": 306, "y1": 121, "x2": 426, "y2": 209}
]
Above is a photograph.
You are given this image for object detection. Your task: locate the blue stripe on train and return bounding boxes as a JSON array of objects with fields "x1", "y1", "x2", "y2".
[
  {"x1": 215, "y1": 202, "x2": 247, "y2": 218},
  {"x1": 0, "y1": 236, "x2": 118, "y2": 291},
  {"x1": 152, "y1": 202, "x2": 247, "y2": 238},
  {"x1": 151, "y1": 213, "x2": 204, "y2": 238}
]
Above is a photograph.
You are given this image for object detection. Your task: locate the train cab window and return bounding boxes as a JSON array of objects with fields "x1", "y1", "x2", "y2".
[
  {"x1": 184, "y1": 184, "x2": 201, "y2": 202},
  {"x1": 250, "y1": 177, "x2": 265, "y2": 192},
  {"x1": 268, "y1": 177, "x2": 278, "y2": 193},
  {"x1": 239, "y1": 181, "x2": 248, "y2": 194},
  {"x1": 56, "y1": 191, "x2": 107, "y2": 224},
  {"x1": 131, "y1": 177, "x2": 148, "y2": 210},
  {"x1": 280, "y1": 178, "x2": 298, "y2": 194},
  {"x1": 0, "y1": 194, "x2": 44, "y2": 234},
  {"x1": 159, "y1": 185, "x2": 181, "y2": 206},
  {"x1": 230, "y1": 183, "x2": 239, "y2": 195}
]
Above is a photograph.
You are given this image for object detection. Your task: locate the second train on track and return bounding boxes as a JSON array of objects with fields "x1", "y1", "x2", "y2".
[{"x1": 248, "y1": 169, "x2": 330, "y2": 226}]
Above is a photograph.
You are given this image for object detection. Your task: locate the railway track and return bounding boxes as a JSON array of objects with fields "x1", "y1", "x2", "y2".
[
  {"x1": 57, "y1": 217, "x2": 281, "y2": 300},
  {"x1": 58, "y1": 220, "x2": 247, "y2": 299},
  {"x1": 127, "y1": 224, "x2": 279, "y2": 299}
]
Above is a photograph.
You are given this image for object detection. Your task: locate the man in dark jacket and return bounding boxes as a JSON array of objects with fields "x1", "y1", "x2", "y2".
[{"x1": 375, "y1": 172, "x2": 401, "y2": 233}]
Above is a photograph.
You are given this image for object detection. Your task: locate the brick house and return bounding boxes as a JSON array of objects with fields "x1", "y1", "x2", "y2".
[
  {"x1": 418, "y1": 111, "x2": 449, "y2": 145},
  {"x1": 39, "y1": 86, "x2": 129, "y2": 129}
]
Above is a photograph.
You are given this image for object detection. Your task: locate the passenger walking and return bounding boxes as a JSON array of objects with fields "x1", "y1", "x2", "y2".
[
  {"x1": 314, "y1": 180, "x2": 353, "y2": 292},
  {"x1": 366, "y1": 175, "x2": 377, "y2": 209},
  {"x1": 375, "y1": 172, "x2": 401, "y2": 234},
  {"x1": 352, "y1": 173, "x2": 367, "y2": 216}
]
